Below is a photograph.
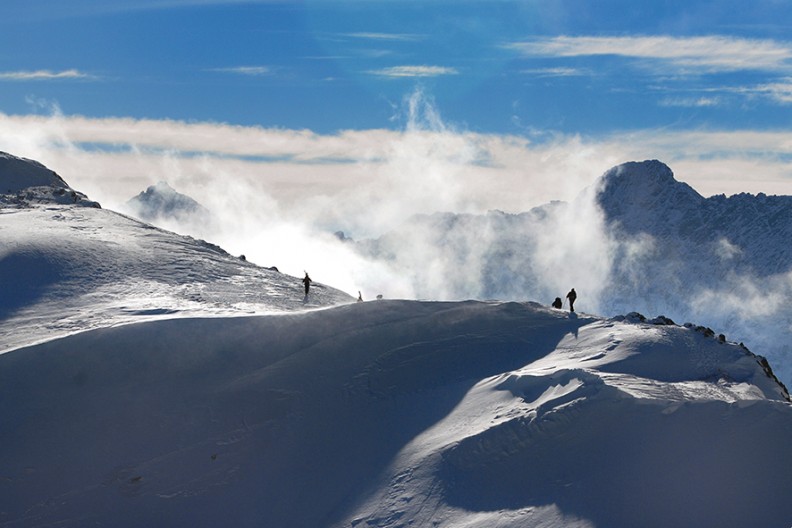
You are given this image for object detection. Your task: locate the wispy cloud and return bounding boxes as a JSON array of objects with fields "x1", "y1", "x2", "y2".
[
  {"x1": 521, "y1": 67, "x2": 587, "y2": 77},
  {"x1": 658, "y1": 96, "x2": 724, "y2": 107},
  {"x1": 368, "y1": 65, "x2": 459, "y2": 78},
  {"x1": 0, "y1": 69, "x2": 94, "y2": 81},
  {"x1": 210, "y1": 66, "x2": 271, "y2": 76},
  {"x1": 343, "y1": 32, "x2": 423, "y2": 42},
  {"x1": 508, "y1": 35, "x2": 792, "y2": 73},
  {"x1": 750, "y1": 78, "x2": 792, "y2": 103}
]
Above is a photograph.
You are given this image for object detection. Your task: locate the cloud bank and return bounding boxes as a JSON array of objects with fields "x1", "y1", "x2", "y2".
[
  {"x1": 508, "y1": 35, "x2": 792, "y2": 73},
  {"x1": 1, "y1": 90, "x2": 791, "y2": 297}
]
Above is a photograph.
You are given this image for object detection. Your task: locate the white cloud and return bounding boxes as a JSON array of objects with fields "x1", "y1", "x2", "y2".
[
  {"x1": 210, "y1": 66, "x2": 271, "y2": 76},
  {"x1": 508, "y1": 35, "x2": 792, "y2": 73},
  {"x1": 751, "y1": 78, "x2": 792, "y2": 103},
  {"x1": 658, "y1": 96, "x2": 723, "y2": 107},
  {"x1": 3, "y1": 93, "x2": 792, "y2": 297},
  {"x1": 520, "y1": 67, "x2": 587, "y2": 77},
  {"x1": 714, "y1": 238, "x2": 742, "y2": 261},
  {"x1": 368, "y1": 65, "x2": 459, "y2": 78},
  {"x1": 0, "y1": 69, "x2": 94, "y2": 81}
]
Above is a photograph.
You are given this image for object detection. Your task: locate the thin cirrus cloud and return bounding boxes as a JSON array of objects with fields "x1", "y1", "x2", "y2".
[
  {"x1": 343, "y1": 32, "x2": 424, "y2": 42},
  {"x1": 0, "y1": 69, "x2": 94, "y2": 81},
  {"x1": 750, "y1": 79, "x2": 792, "y2": 103},
  {"x1": 658, "y1": 96, "x2": 723, "y2": 107},
  {"x1": 368, "y1": 65, "x2": 459, "y2": 78},
  {"x1": 521, "y1": 67, "x2": 587, "y2": 77},
  {"x1": 210, "y1": 66, "x2": 271, "y2": 76},
  {"x1": 507, "y1": 35, "x2": 792, "y2": 73}
]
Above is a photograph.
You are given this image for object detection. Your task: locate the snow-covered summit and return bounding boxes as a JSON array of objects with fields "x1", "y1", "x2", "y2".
[
  {"x1": 0, "y1": 151, "x2": 99, "y2": 208},
  {"x1": 125, "y1": 180, "x2": 211, "y2": 225}
]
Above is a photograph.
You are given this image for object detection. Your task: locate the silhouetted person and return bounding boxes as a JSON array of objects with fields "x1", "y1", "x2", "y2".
[
  {"x1": 552, "y1": 297, "x2": 563, "y2": 309},
  {"x1": 302, "y1": 272, "x2": 312, "y2": 297},
  {"x1": 357, "y1": 291, "x2": 363, "y2": 302},
  {"x1": 566, "y1": 288, "x2": 577, "y2": 312}
]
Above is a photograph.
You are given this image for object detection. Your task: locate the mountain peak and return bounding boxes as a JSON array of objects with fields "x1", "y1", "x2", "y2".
[
  {"x1": 0, "y1": 151, "x2": 99, "y2": 207},
  {"x1": 126, "y1": 181, "x2": 210, "y2": 223},
  {"x1": 596, "y1": 160, "x2": 704, "y2": 232}
]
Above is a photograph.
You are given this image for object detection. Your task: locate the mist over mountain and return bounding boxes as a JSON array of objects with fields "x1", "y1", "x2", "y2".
[
  {"x1": 124, "y1": 180, "x2": 213, "y2": 227},
  {"x1": 355, "y1": 160, "x2": 792, "y2": 386},
  {"x1": 0, "y1": 154, "x2": 349, "y2": 351}
]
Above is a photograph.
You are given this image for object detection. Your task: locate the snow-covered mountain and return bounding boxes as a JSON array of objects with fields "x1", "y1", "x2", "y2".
[
  {"x1": 124, "y1": 180, "x2": 212, "y2": 226},
  {"x1": 357, "y1": 160, "x2": 792, "y2": 387},
  {"x1": 1, "y1": 151, "x2": 99, "y2": 208},
  {"x1": 2, "y1": 153, "x2": 792, "y2": 527},
  {"x1": 0, "y1": 153, "x2": 351, "y2": 352}
]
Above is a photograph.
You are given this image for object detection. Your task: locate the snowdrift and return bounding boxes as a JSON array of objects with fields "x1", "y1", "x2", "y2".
[{"x1": 1, "y1": 300, "x2": 790, "y2": 528}]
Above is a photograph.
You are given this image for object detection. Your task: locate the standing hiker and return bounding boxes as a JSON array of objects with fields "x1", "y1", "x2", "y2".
[
  {"x1": 302, "y1": 272, "x2": 312, "y2": 298},
  {"x1": 566, "y1": 288, "x2": 577, "y2": 312}
]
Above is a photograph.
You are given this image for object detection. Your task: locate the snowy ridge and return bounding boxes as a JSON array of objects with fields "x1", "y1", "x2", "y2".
[
  {"x1": 0, "y1": 154, "x2": 352, "y2": 352},
  {"x1": 0, "y1": 204, "x2": 351, "y2": 351},
  {"x1": 0, "y1": 300, "x2": 789, "y2": 528},
  {"x1": 0, "y1": 151, "x2": 99, "y2": 208}
]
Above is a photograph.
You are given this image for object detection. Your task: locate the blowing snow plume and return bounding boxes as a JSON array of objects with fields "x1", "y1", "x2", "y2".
[
  {"x1": 354, "y1": 159, "x2": 792, "y2": 387},
  {"x1": 5, "y1": 96, "x2": 790, "y2": 391},
  {"x1": 0, "y1": 92, "x2": 612, "y2": 300}
]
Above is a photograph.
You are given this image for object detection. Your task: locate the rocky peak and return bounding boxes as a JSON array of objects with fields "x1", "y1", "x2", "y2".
[{"x1": 596, "y1": 159, "x2": 704, "y2": 234}]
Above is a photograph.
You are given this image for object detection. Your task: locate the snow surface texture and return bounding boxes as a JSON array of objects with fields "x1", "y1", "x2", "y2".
[
  {"x1": 357, "y1": 160, "x2": 792, "y2": 388},
  {"x1": 1, "y1": 301, "x2": 790, "y2": 528},
  {"x1": 2, "y1": 153, "x2": 792, "y2": 528}
]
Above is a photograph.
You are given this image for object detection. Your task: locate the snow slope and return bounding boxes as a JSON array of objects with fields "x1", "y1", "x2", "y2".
[
  {"x1": 0, "y1": 152, "x2": 352, "y2": 352},
  {"x1": 0, "y1": 301, "x2": 790, "y2": 528}
]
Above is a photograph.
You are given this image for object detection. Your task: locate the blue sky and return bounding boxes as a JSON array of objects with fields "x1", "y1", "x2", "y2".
[
  {"x1": 1, "y1": 0, "x2": 792, "y2": 234},
  {"x1": 4, "y1": 0, "x2": 792, "y2": 135}
]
